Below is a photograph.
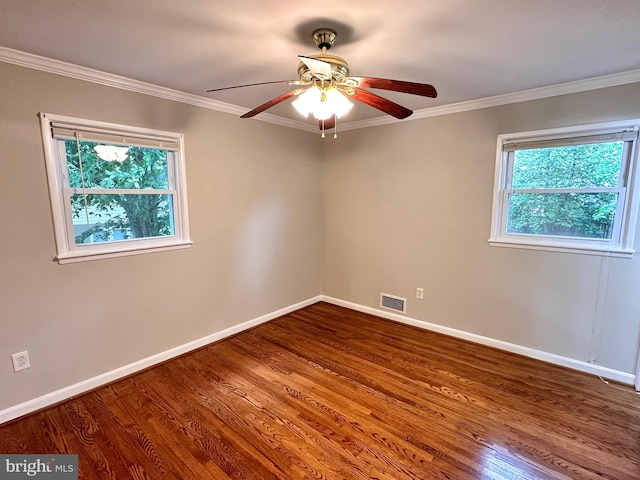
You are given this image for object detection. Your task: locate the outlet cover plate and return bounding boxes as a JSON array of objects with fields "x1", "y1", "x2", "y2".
[{"x1": 11, "y1": 351, "x2": 30, "y2": 372}]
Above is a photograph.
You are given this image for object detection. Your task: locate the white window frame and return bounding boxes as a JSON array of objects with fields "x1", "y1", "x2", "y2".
[
  {"x1": 489, "y1": 120, "x2": 640, "y2": 258},
  {"x1": 40, "y1": 113, "x2": 192, "y2": 264}
]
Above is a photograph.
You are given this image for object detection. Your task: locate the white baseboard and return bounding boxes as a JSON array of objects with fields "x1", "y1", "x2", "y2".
[
  {"x1": 3, "y1": 293, "x2": 634, "y2": 424},
  {"x1": 0, "y1": 296, "x2": 322, "y2": 425},
  {"x1": 322, "y1": 296, "x2": 636, "y2": 386}
]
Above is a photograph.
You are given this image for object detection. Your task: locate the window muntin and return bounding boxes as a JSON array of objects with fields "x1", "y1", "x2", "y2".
[
  {"x1": 489, "y1": 122, "x2": 640, "y2": 256},
  {"x1": 40, "y1": 113, "x2": 191, "y2": 263}
]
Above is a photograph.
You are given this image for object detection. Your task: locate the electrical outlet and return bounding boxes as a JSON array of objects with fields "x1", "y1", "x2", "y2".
[
  {"x1": 416, "y1": 287, "x2": 424, "y2": 299},
  {"x1": 11, "y1": 351, "x2": 30, "y2": 372}
]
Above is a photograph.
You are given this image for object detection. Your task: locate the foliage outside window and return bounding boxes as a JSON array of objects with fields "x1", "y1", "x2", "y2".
[
  {"x1": 40, "y1": 113, "x2": 191, "y2": 263},
  {"x1": 489, "y1": 121, "x2": 640, "y2": 257}
]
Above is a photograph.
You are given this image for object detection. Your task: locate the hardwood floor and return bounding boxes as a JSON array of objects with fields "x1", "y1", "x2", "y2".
[{"x1": 2, "y1": 302, "x2": 639, "y2": 479}]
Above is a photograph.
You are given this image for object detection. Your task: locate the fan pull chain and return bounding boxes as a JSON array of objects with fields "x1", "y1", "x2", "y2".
[
  {"x1": 321, "y1": 118, "x2": 326, "y2": 138},
  {"x1": 334, "y1": 116, "x2": 338, "y2": 139},
  {"x1": 75, "y1": 132, "x2": 91, "y2": 225}
]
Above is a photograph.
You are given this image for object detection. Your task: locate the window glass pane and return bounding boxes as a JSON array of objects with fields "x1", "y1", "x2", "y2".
[
  {"x1": 511, "y1": 142, "x2": 623, "y2": 189},
  {"x1": 506, "y1": 192, "x2": 618, "y2": 239},
  {"x1": 70, "y1": 193, "x2": 175, "y2": 244},
  {"x1": 65, "y1": 141, "x2": 170, "y2": 190}
]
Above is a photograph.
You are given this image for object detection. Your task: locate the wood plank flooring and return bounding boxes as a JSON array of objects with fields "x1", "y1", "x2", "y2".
[{"x1": 2, "y1": 302, "x2": 639, "y2": 479}]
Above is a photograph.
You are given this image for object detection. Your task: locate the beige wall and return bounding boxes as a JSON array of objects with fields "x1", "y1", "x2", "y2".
[
  {"x1": 0, "y1": 63, "x2": 323, "y2": 410},
  {"x1": 322, "y1": 83, "x2": 640, "y2": 375},
  {"x1": 2, "y1": 59, "x2": 640, "y2": 414}
]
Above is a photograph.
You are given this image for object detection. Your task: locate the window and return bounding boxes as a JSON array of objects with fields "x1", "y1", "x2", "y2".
[
  {"x1": 489, "y1": 121, "x2": 640, "y2": 257},
  {"x1": 40, "y1": 113, "x2": 191, "y2": 263}
]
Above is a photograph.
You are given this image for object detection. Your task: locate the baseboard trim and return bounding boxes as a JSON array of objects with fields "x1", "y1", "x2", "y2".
[
  {"x1": 321, "y1": 296, "x2": 636, "y2": 386},
  {"x1": 0, "y1": 296, "x2": 322, "y2": 425},
  {"x1": 3, "y1": 293, "x2": 634, "y2": 424}
]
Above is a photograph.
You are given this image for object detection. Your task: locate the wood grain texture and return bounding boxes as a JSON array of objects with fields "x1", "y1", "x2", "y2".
[
  {"x1": 349, "y1": 88, "x2": 413, "y2": 119},
  {"x1": 351, "y1": 77, "x2": 438, "y2": 98},
  {"x1": 240, "y1": 90, "x2": 297, "y2": 118},
  {"x1": 2, "y1": 302, "x2": 639, "y2": 479}
]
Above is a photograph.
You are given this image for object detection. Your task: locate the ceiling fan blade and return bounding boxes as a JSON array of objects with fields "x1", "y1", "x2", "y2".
[
  {"x1": 240, "y1": 90, "x2": 300, "y2": 118},
  {"x1": 347, "y1": 77, "x2": 437, "y2": 98},
  {"x1": 319, "y1": 115, "x2": 336, "y2": 131},
  {"x1": 348, "y1": 88, "x2": 413, "y2": 119},
  {"x1": 207, "y1": 80, "x2": 305, "y2": 92},
  {"x1": 298, "y1": 55, "x2": 332, "y2": 80}
]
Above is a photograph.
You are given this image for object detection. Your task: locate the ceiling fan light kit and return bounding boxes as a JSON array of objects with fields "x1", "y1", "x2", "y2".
[
  {"x1": 292, "y1": 85, "x2": 353, "y2": 120},
  {"x1": 207, "y1": 27, "x2": 437, "y2": 138}
]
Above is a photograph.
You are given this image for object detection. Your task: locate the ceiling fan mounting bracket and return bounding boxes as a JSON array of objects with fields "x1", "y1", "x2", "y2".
[{"x1": 312, "y1": 28, "x2": 336, "y2": 51}]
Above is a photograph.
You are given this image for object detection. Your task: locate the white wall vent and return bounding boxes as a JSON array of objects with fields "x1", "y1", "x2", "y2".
[{"x1": 380, "y1": 293, "x2": 406, "y2": 314}]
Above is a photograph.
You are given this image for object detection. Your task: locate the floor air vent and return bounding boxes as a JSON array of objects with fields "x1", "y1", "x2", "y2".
[{"x1": 380, "y1": 293, "x2": 406, "y2": 314}]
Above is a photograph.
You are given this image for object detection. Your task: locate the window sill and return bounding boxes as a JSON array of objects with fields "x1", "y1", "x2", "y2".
[
  {"x1": 56, "y1": 240, "x2": 193, "y2": 264},
  {"x1": 488, "y1": 238, "x2": 635, "y2": 258}
]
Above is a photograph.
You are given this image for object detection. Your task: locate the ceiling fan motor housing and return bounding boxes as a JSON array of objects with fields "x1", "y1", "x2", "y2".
[
  {"x1": 298, "y1": 28, "x2": 350, "y2": 83},
  {"x1": 297, "y1": 54, "x2": 350, "y2": 83}
]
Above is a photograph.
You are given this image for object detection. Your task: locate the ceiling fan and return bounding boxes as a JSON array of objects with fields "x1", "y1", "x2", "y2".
[{"x1": 207, "y1": 28, "x2": 438, "y2": 136}]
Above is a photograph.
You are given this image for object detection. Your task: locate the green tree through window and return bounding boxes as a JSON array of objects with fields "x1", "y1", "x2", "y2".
[
  {"x1": 65, "y1": 141, "x2": 174, "y2": 244},
  {"x1": 506, "y1": 142, "x2": 623, "y2": 239},
  {"x1": 490, "y1": 121, "x2": 640, "y2": 256}
]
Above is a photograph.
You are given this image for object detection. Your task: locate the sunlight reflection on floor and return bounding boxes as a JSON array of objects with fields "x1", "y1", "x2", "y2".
[{"x1": 481, "y1": 445, "x2": 570, "y2": 480}]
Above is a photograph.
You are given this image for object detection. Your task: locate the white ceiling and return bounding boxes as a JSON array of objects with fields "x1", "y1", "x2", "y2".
[{"x1": 2, "y1": 0, "x2": 640, "y2": 126}]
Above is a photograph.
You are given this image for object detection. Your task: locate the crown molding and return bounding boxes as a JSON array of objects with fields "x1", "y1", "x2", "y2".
[
  {"x1": 0, "y1": 46, "x2": 242, "y2": 113},
  {"x1": 341, "y1": 69, "x2": 640, "y2": 131},
  {"x1": 2, "y1": 46, "x2": 640, "y2": 134},
  {"x1": 0, "y1": 46, "x2": 317, "y2": 133}
]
